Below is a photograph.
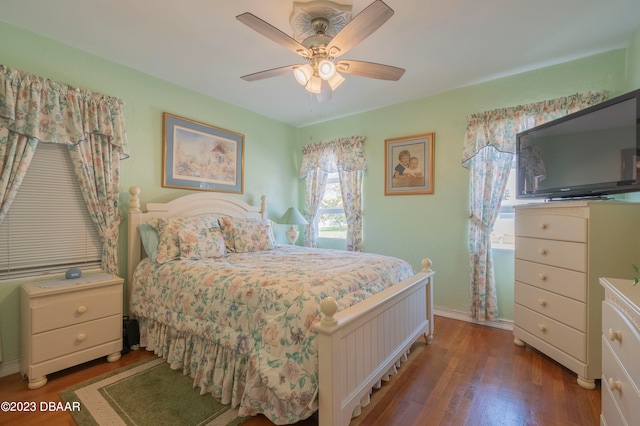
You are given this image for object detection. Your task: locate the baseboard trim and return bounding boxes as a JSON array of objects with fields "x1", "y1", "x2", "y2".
[
  {"x1": 0, "y1": 359, "x2": 20, "y2": 378},
  {"x1": 434, "y1": 307, "x2": 514, "y2": 331}
]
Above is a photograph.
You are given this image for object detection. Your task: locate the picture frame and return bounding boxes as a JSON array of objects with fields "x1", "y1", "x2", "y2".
[
  {"x1": 162, "y1": 112, "x2": 244, "y2": 193},
  {"x1": 384, "y1": 132, "x2": 435, "y2": 195}
]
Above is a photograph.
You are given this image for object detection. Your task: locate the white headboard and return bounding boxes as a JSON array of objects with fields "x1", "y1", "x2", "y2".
[{"x1": 126, "y1": 186, "x2": 267, "y2": 304}]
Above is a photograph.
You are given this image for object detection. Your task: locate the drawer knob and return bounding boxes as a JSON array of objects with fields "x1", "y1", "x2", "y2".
[
  {"x1": 77, "y1": 305, "x2": 87, "y2": 314},
  {"x1": 538, "y1": 298, "x2": 547, "y2": 307},
  {"x1": 608, "y1": 378, "x2": 622, "y2": 393},
  {"x1": 538, "y1": 274, "x2": 548, "y2": 281},
  {"x1": 539, "y1": 223, "x2": 548, "y2": 230},
  {"x1": 538, "y1": 248, "x2": 548, "y2": 255},
  {"x1": 608, "y1": 329, "x2": 622, "y2": 342},
  {"x1": 76, "y1": 333, "x2": 87, "y2": 342},
  {"x1": 538, "y1": 324, "x2": 547, "y2": 332}
]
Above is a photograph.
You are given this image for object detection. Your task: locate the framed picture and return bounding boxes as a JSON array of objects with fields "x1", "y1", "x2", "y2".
[
  {"x1": 162, "y1": 113, "x2": 244, "y2": 193},
  {"x1": 384, "y1": 132, "x2": 435, "y2": 195}
]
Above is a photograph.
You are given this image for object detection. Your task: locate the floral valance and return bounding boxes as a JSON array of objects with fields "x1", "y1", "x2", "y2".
[
  {"x1": 461, "y1": 91, "x2": 608, "y2": 168},
  {"x1": 0, "y1": 64, "x2": 129, "y2": 159},
  {"x1": 300, "y1": 136, "x2": 366, "y2": 178}
]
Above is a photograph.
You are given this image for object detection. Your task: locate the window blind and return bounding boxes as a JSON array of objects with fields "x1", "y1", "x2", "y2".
[{"x1": 0, "y1": 143, "x2": 102, "y2": 280}]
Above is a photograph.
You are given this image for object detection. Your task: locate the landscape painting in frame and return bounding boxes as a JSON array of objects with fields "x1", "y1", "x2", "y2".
[
  {"x1": 162, "y1": 113, "x2": 244, "y2": 193},
  {"x1": 385, "y1": 132, "x2": 435, "y2": 195}
]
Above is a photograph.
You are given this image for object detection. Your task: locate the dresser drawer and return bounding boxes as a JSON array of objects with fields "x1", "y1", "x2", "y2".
[
  {"x1": 601, "y1": 375, "x2": 628, "y2": 426},
  {"x1": 515, "y1": 282, "x2": 585, "y2": 331},
  {"x1": 514, "y1": 304, "x2": 586, "y2": 361},
  {"x1": 515, "y1": 237, "x2": 586, "y2": 272},
  {"x1": 515, "y1": 259, "x2": 586, "y2": 302},
  {"x1": 30, "y1": 284, "x2": 121, "y2": 334},
  {"x1": 515, "y1": 213, "x2": 587, "y2": 242},
  {"x1": 602, "y1": 336, "x2": 640, "y2": 423},
  {"x1": 602, "y1": 300, "x2": 640, "y2": 387},
  {"x1": 31, "y1": 314, "x2": 121, "y2": 364}
]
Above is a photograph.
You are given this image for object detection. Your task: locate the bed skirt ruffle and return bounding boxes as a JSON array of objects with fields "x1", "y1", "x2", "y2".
[
  {"x1": 138, "y1": 317, "x2": 319, "y2": 424},
  {"x1": 138, "y1": 317, "x2": 412, "y2": 425}
]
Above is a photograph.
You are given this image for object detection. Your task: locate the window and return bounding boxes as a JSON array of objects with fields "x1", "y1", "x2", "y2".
[
  {"x1": 318, "y1": 172, "x2": 346, "y2": 239},
  {"x1": 0, "y1": 143, "x2": 102, "y2": 280},
  {"x1": 491, "y1": 160, "x2": 542, "y2": 248}
]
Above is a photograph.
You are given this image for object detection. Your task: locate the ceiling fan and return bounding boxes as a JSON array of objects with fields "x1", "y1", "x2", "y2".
[{"x1": 236, "y1": 0, "x2": 405, "y2": 102}]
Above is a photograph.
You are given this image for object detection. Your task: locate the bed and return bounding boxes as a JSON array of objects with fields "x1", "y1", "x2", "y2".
[{"x1": 126, "y1": 187, "x2": 434, "y2": 426}]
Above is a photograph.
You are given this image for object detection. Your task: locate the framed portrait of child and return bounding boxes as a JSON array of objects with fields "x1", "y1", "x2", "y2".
[{"x1": 384, "y1": 132, "x2": 435, "y2": 195}]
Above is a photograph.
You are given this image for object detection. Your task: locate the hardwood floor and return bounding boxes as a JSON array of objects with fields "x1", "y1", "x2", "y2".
[{"x1": 0, "y1": 316, "x2": 601, "y2": 425}]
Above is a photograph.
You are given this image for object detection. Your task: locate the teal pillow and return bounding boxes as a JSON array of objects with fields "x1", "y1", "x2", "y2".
[{"x1": 137, "y1": 223, "x2": 159, "y2": 263}]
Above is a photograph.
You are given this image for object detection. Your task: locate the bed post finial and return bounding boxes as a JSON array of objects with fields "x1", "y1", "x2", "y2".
[
  {"x1": 421, "y1": 258, "x2": 432, "y2": 272},
  {"x1": 320, "y1": 297, "x2": 338, "y2": 327},
  {"x1": 129, "y1": 186, "x2": 140, "y2": 212},
  {"x1": 260, "y1": 195, "x2": 267, "y2": 219}
]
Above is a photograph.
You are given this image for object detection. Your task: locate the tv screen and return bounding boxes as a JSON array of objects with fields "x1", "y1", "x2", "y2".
[{"x1": 516, "y1": 89, "x2": 640, "y2": 200}]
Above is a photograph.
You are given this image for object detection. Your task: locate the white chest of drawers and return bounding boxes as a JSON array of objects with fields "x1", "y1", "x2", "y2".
[
  {"x1": 513, "y1": 201, "x2": 640, "y2": 389},
  {"x1": 600, "y1": 277, "x2": 640, "y2": 426},
  {"x1": 20, "y1": 272, "x2": 123, "y2": 389}
]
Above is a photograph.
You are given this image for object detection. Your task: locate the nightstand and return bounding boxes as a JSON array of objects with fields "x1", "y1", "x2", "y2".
[{"x1": 20, "y1": 271, "x2": 123, "y2": 389}]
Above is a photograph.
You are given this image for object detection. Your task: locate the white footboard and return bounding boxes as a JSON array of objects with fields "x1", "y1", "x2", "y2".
[{"x1": 313, "y1": 261, "x2": 434, "y2": 426}]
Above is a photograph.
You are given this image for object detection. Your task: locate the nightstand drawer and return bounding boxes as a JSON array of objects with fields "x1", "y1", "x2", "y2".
[
  {"x1": 515, "y1": 259, "x2": 586, "y2": 302},
  {"x1": 515, "y1": 237, "x2": 586, "y2": 272},
  {"x1": 515, "y1": 281, "x2": 585, "y2": 331},
  {"x1": 31, "y1": 284, "x2": 121, "y2": 334},
  {"x1": 31, "y1": 314, "x2": 121, "y2": 364},
  {"x1": 514, "y1": 304, "x2": 586, "y2": 361},
  {"x1": 515, "y1": 213, "x2": 587, "y2": 242},
  {"x1": 602, "y1": 300, "x2": 640, "y2": 386}
]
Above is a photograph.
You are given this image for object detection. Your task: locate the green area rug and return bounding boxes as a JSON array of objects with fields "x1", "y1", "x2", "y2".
[{"x1": 60, "y1": 357, "x2": 248, "y2": 426}]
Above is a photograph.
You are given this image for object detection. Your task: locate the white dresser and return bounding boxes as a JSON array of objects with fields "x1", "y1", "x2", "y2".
[
  {"x1": 600, "y1": 277, "x2": 640, "y2": 426},
  {"x1": 513, "y1": 201, "x2": 640, "y2": 389},
  {"x1": 20, "y1": 272, "x2": 123, "y2": 389}
]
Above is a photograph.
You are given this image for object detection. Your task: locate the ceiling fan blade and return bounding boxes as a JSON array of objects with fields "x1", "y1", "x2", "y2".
[
  {"x1": 336, "y1": 60, "x2": 405, "y2": 81},
  {"x1": 237, "y1": 12, "x2": 311, "y2": 58},
  {"x1": 326, "y1": 0, "x2": 394, "y2": 58},
  {"x1": 241, "y1": 65, "x2": 299, "y2": 82}
]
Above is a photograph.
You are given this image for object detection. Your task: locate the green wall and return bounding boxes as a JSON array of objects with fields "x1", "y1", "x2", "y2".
[
  {"x1": 626, "y1": 25, "x2": 640, "y2": 90},
  {"x1": 1, "y1": 19, "x2": 639, "y2": 369}
]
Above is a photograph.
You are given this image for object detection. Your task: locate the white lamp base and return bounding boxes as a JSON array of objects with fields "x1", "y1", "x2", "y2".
[{"x1": 285, "y1": 225, "x2": 299, "y2": 245}]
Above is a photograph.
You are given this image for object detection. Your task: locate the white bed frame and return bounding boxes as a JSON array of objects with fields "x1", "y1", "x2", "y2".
[{"x1": 126, "y1": 187, "x2": 434, "y2": 426}]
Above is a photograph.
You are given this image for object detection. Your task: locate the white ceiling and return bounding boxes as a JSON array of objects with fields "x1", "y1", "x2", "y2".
[{"x1": 1, "y1": 0, "x2": 640, "y2": 127}]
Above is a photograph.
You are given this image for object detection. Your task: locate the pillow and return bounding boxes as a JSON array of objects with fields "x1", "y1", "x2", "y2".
[
  {"x1": 218, "y1": 217, "x2": 275, "y2": 253},
  {"x1": 178, "y1": 227, "x2": 226, "y2": 260},
  {"x1": 137, "y1": 223, "x2": 160, "y2": 263},
  {"x1": 218, "y1": 217, "x2": 237, "y2": 252},
  {"x1": 147, "y1": 215, "x2": 220, "y2": 263}
]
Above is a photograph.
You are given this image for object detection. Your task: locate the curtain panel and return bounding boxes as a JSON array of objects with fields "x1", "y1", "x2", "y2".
[
  {"x1": 461, "y1": 91, "x2": 609, "y2": 166},
  {"x1": 300, "y1": 136, "x2": 366, "y2": 250},
  {"x1": 462, "y1": 91, "x2": 608, "y2": 321},
  {"x1": 0, "y1": 65, "x2": 129, "y2": 274}
]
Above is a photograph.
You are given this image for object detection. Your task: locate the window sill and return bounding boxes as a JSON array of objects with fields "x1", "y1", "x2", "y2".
[{"x1": 491, "y1": 243, "x2": 514, "y2": 251}]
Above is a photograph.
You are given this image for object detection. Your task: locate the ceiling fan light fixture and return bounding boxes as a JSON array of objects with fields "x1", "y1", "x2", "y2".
[
  {"x1": 318, "y1": 59, "x2": 336, "y2": 80},
  {"x1": 327, "y1": 71, "x2": 345, "y2": 90},
  {"x1": 293, "y1": 64, "x2": 314, "y2": 85},
  {"x1": 305, "y1": 75, "x2": 323, "y2": 94}
]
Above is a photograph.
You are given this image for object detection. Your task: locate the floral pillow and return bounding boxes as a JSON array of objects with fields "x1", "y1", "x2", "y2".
[
  {"x1": 178, "y1": 227, "x2": 226, "y2": 260},
  {"x1": 218, "y1": 217, "x2": 275, "y2": 252},
  {"x1": 146, "y1": 215, "x2": 220, "y2": 263}
]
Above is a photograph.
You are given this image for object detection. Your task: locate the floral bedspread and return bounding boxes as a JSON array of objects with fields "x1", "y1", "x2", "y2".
[{"x1": 130, "y1": 245, "x2": 415, "y2": 424}]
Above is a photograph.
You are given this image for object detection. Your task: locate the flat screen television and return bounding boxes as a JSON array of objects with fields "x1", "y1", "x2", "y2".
[{"x1": 516, "y1": 88, "x2": 640, "y2": 200}]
